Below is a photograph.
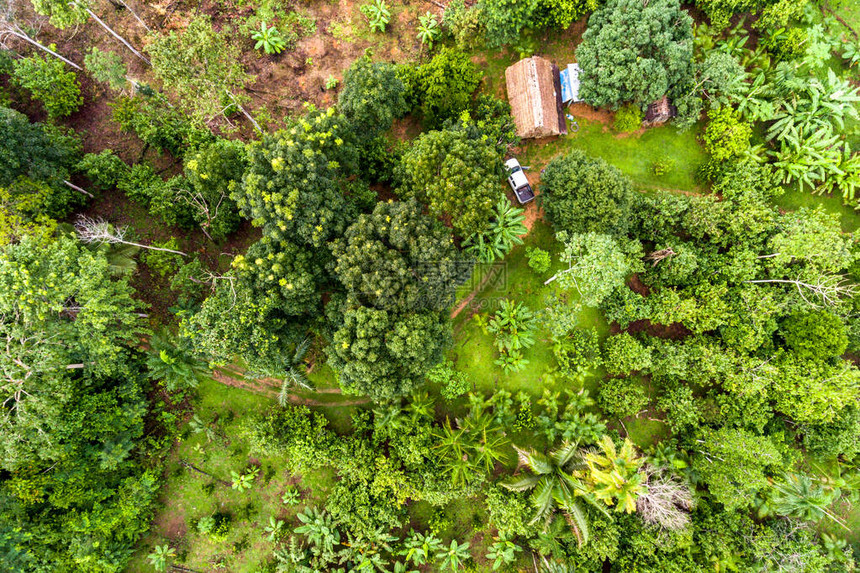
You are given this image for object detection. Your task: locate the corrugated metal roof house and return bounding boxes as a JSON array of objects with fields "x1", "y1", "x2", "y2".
[{"x1": 505, "y1": 57, "x2": 567, "y2": 139}]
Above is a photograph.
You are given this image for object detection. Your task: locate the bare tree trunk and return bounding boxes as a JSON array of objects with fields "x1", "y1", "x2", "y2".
[
  {"x1": 64, "y1": 180, "x2": 95, "y2": 198},
  {"x1": 179, "y1": 460, "x2": 230, "y2": 485},
  {"x1": 118, "y1": 239, "x2": 187, "y2": 255},
  {"x1": 82, "y1": 5, "x2": 151, "y2": 65},
  {"x1": 226, "y1": 91, "x2": 261, "y2": 133},
  {"x1": 6, "y1": 28, "x2": 82, "y2": 69},
  {"x1": 115, "y1": 0, "x2": 151, "y2": 32}
]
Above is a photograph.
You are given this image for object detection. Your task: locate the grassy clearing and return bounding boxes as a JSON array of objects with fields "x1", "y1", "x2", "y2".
[
  {"x1": 519, "y1": 117, "x2": 707, "y2": 193},
  {"x1": 451, "y1": 221, "x2": 609, "y2": 399},
  {"x1": 774, "y1": 185, "x2": 860, "y2": 233},
  {"x1": 126, "y1": 379, "x2": 340, "y2": 573}
]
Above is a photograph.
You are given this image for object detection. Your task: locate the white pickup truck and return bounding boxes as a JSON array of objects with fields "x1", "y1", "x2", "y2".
[{"x1": 505, "y1": 158, "x2": 535, "y2": 204}]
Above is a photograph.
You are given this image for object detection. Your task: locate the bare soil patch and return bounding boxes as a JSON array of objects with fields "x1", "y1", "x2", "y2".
[{"x1": 568, "y1": 102, "x2": 613, "y2": 127}]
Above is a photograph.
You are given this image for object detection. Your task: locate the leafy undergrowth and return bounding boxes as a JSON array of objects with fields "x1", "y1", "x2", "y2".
[
  {"x1": 126, "y1": 379, "x2": 338, "y2": 572},
  {"x1": 452, "y1": 220, "x2": 608, "y2": 397}
]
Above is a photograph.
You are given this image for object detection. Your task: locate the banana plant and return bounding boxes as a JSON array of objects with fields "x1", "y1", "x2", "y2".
[
  {"x1": 416, "y1": 12, "x2": 440, "y2": 48},
  {"x1": 251, "y1": 22, "x2": 287, "y2": 55}
]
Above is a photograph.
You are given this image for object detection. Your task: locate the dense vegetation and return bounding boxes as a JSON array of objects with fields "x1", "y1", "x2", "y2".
[{"x1": 1, "y1": 0, "x2": 859, "y2": 571}]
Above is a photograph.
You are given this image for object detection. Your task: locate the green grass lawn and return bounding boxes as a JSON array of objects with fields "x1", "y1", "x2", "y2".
[
  {"x1": 774, "y1": 185, "x2": 860, "y2": 233},
  {"x1": 451, "y1": 221, "x2": 610, "y2": 399},
  {"x1": 519, "y1": 117, "x2": 707, "y2": 193}
]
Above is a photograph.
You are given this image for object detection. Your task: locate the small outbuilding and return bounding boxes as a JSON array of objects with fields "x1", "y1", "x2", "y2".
[
  {"x1": 643, "y1": 95, "x2": 678, "y2": 126},
  {"x1": 559, "y1": 63, "x2": 583, "y2": 104},
  {"x1": 505, "y1": 56, "x2": 567, "y2": 139}
]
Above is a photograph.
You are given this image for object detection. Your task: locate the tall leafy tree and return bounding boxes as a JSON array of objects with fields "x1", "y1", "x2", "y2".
[
  {"x1": 12, "y1": 52, "x2": 82, "y2": 119},
  {"x1": 339, "y1": 56, "x2": 408, "y2": 139},
  {"x1": 545, "y1": 232, "x2": 642, "y2": 308},
  {"x1": 0, "y1": 106, "x2": 83, "y2": 217},
  {"x1": 396, "y1": 128, "x2": 501, "y2": 236},
  {"x1": 576, "y1": 0, "x2": 694, "y2": 109},
  {"x1": 412, "y1": 48, "x2": 482, "y2": 126},
  {"x1": 540, "y1": 149, "x2": 635, "y2": 236},
  {"x1": 328, "y1": 200, "x2": 462, "y2": 400},
  {"x1": 696, "y1": 0, "x2": 807, "y2": 30},
  {"x1": 332, "y1": 199, "x2": 466, "y2": 312},
  {"x1": 184, "y1": 241, "x2": 319, "y2": 377},
  {"x1": 233, "y1": 107, "x2": 357, "y2": 247},
  {"x1": 182, "y1": 138, "x2": 245, "y2": 240},
  {"x1": 328, "y1": 305, "x2": 450, "y2": 401},
  {"x1": 0, "y1": 235, "x2": 156, "y2": 571},
  {"x1": 692, "y1": 427, "x2": 783, "y2": 511}
]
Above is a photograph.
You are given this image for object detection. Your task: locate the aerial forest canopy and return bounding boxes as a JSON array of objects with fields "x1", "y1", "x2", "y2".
[{"x1": 1, "y1": 0, "x2": 860, "y2": 570}]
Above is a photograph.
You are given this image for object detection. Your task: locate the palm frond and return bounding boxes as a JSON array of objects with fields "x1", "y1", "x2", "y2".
[
  {"x1": 529, "y1": 478, "x2": 556, "y2": 526},
  {"x1": 550, "y1": 440, "x2": 580, "y2": 468},
  {"x1": 293, "y1": 336, "x2": 312, "y2": 363},
  {"x1": 562, "y1": 502, "x2": 590, "y2": 547},
  {"x1": 514, "y1": 445, "x2": 553, "y2": 475},
  {"x1": 501, "y1": 474, "x2": 540, "y2": 492}
]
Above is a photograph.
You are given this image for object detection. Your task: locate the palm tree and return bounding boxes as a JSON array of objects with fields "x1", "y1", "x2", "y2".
[
  {"x1": 581, "y1": 436, "x2": 647, "y2": 514},
  {"x1": 502, "y1": 441, "x2": 610, "y2": 546},
  {"x1": 435, "y1": 404, "x2": 510, "y2": 484},
  {"x1": 767, "y1": 473, "x2": 844, "y2": 525},
  {"x1": 147, "y1": 331, "x2": 208, "y2": 392},
  {"x1": 433, "y1": 418, "x2": 480, "y2": 487},
  {"x1": 458, "y1": 401, "x2": 509, "y2": 473},
  {"x1": 405, "y1": 390, "x2": 436, "y2": 423},
  {"x1": 463, "y1": 197, "x2": 527, "y2": 263},
  {"x1": 278, "y1": 336, "x2": 315, "y2": 406}
]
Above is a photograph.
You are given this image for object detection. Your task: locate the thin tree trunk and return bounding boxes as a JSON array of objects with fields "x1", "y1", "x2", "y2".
[
  {"x1": 226, "y1": 91, "x2": 261, "y2": 133},
  {"x1": 7, "y1": 28, "x2": 82, "y2": 70},
  {"x1": 64, "y1": 180, "x2": 95, "y2": 198},
  {"x1": 170, "y1": 565, "x2": 206, "y2": 573},
  {"x1": 179, "y1": 460, "x2": 230, "y2": 485},
  {"x1": 115, "y1": 0, "x2": 151, "y2": 31},
  {"x1": 118, "y1": 239, "x2": 187, "y2": 256},
  {"x1": 83, "y1": 5, "x2": 151, "y2": 65}
]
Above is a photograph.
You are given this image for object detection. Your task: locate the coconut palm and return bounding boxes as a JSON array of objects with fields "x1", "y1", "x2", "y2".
[
  {"x1": 581, "y1": 436, "x2": 647, "y2": 514},
  {"x1": 767, "y1": 473, "x2": 843, "y2": 525},
  {"x1": 278, "y1": 336, "x2": 315, "y2": 406},
  {"x1": 502, "y1": 441, "x2": 610, "y2": 545},
  {"x1": 147, "y1": 331, "x2": 208, "y2": 392}
]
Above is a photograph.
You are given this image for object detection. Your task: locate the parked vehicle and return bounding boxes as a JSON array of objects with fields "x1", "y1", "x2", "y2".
[{"x1": 505, "y1": 158, "x2": 535, "y2": 204}]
